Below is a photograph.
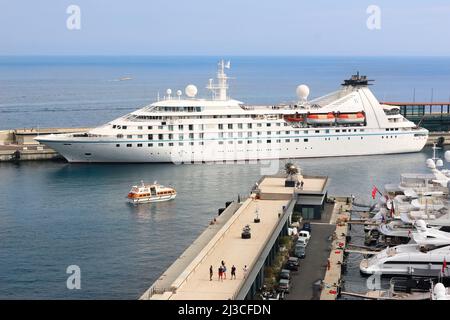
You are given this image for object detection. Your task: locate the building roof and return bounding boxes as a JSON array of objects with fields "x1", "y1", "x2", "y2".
[{"x1": 297, "y1": 194, "x2": 326, "y2": 206}]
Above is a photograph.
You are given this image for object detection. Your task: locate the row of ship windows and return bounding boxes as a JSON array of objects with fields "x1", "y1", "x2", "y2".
[
  {"x1": 115, "y1": 135, "x2": 402, "y2": 148},
  {"x1": 116, "y1": 140, "x2": 309, "y2": 148},
  {"x1": 133, "y1": 114, "x2": 259, "y2": 120},
  {"x1": 113, "y1": 123, "x2": 397, "y2": 132},
  {"x1": 116, "y1": 128, "x2": 369, "y2": 140},
  {"x1": 115, "y1": 136, "x2": 403, "y2": 148},
  {"x1": 112, "y1": 123, "x2": 290, "y2": 131}
]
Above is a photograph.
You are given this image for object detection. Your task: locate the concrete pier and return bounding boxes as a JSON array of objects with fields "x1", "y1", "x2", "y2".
[
  {"x1": 0, "y1": 127, "x2": 89, "y2": 161},
  {"x1": 426, "y1": 131, "x2": 450, "y2": 146},
  {"x1": 319, "y1": 197, "x2": 351, "y2": 300},
  {"x1": 140, "y1": 174, "x2": 328, "y2": 300}
]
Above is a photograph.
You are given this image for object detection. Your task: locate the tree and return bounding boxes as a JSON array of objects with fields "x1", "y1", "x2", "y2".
[{"x1": 284, "y1": 162, "x2": 299, "y2": 181}]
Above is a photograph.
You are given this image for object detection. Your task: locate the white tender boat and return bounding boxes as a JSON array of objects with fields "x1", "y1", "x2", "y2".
[{"x1": 127, "y1": 181, "x2": 176, "y2": 204}]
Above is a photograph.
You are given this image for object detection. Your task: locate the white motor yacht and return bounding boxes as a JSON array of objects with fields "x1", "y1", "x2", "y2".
[{"x1": 360, "y1": 220, "x2": 450, "y2": 276}]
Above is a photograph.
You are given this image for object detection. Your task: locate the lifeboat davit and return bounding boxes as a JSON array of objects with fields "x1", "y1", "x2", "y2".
[
  {"x1": 306, "y1": 113, "x2": 335, "y2": 125},
  {"x1": 336, "y1": 112, "x2": 365, "y2": 124}
]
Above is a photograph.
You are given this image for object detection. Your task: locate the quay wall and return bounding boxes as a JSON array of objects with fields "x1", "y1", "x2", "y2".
[
  {"x1": 0, "y1": 127, "x2": 89, "y2": 162},
  {"x1": 426, "y1": 131, "x2": 450, "y2": 146}
]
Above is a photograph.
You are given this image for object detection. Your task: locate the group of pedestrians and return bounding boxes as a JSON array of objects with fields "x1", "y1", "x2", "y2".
[{"x1": 209, "y1": 261, "x2": 248, "y2": 281}]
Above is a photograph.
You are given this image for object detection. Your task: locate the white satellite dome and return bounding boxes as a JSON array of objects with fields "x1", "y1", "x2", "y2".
[
  {"x1": 296, "y1": 84, "x2": 310, "y2": 101},
  {"x1": 166, "y1": 88, "x2": 172, "y2": 96},
  {"x1": 434, "y1": 283, "x2": 447, "y2": 300},
  {"x1": 415, "y1": 219, "x2": 427, "y2": 232},
  {"x1": 176, "y1": 90, "x2": 182, "y2": 96},
  {"x1": 445, "y1": 151, "x2": 450, "y2": 162},
  {"x1": 185, "y1": 84, "x2": 198, "y2": 98},
  {"x1": 436, "y1": 159, "x2": 444, "y2": 167},
  {"x1": 426, "y1": 158, "x2": 436, "y2": 169}
]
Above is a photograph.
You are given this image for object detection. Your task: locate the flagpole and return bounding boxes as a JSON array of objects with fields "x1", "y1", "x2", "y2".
[{"x1": 376, "y1": 188, "x2": 383, "y2": 197}]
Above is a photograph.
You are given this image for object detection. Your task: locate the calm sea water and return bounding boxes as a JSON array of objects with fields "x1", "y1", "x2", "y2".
[
  {"x1": 2, "y1": 56, "x2": 450, "y2": 129},
  {"x1": 0, "y1": 56, "x2": 450, "y2": 299}
]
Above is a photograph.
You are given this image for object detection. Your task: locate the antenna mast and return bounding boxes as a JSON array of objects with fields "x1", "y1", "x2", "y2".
[{"x1": 207, "y1": 59, "x2": 230, "y2": 101}]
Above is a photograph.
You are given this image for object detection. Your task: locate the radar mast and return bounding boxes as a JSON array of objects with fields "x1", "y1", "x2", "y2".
[{"x1": 207, "y1": 60, "x2": 231, "y2": 101}]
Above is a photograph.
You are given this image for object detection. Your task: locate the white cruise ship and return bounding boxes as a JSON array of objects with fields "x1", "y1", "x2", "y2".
[{"x1": 36, "y1": 60, "x2": 429, "y2": 163}]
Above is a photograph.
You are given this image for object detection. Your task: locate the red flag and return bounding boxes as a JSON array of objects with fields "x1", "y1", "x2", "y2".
[
  {"x1": 371, "y1": 186, "x2": 378, "y2": 199},
  {"x1": 443, "y1": 259, "x2": 447, "y2": 273}
]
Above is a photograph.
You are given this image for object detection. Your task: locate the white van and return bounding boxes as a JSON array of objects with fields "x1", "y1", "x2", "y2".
[{"x1": 297, "y1": 231, "x2": 310, "y2": 247}]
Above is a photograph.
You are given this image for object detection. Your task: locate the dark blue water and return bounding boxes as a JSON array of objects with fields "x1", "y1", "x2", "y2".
[
  {"x1": 1, "y1": 56, "x2": 450, "y2": 299},
  {"x1": 1, "y1": 148, "x2": 449, "y2": 299}
]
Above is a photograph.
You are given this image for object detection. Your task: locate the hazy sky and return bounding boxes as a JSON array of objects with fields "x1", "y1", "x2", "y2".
[{"x1": 1, "y1": 0, "x2": 450, "y2": 56}]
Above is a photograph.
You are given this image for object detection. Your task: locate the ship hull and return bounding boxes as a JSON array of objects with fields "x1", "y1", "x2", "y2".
[
  {"x1": 127, "y1": 194, "x2": 176, "y2": 204},
  {"x1": 37, "y1": 130, "x2": 428, "y2": 163}
]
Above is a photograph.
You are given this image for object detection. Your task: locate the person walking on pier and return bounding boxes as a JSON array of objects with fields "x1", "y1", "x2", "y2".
[
  {"x1": 209, "y1": 265, "x2": 213, "y2": 281},
  {"x1": 222, "y1": 263, "x2": 227, "y2": 279},
  {"x1": 231, "y1": 265, "x2": 236, "y2": 280},
  {"x1": 218, "y1": 265, "x2": 224, "y2": 281},
  {"x1": 243, "y1": 265, "x2": 248, "y2": 279}
]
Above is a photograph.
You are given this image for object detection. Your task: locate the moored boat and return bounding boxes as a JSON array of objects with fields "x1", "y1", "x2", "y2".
[{"x1": 34, "y1": 62, "x2": 429, "y2": 163}]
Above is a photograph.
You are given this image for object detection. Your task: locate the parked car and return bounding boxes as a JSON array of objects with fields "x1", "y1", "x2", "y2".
[
  {"x1": 297, "y1": 231, "x2": 310, "y2": 247},
  {"x1": 278, "y1": 278, "x2": 290, "y2": 293},
  {"x1": 298, "y1": 230, "x2": 311, "y2": 242},
  {"x1": 285, "y1": 257, "x2": 300, "y2": 271},
  {"x1": 261, "y1": 290, "x2": 285, "y2": 300},
  {"x1": 302, "y1": 222, "x2": 312, "y2": 234},
  {"x1": 294, "y1": 244, "x2": 306, "y2": 259},
  {"x1": 296, "y1": 237, "x2": 308, "y2": 247},
  {"x1": 261, "y1": 290, "x2": 279, "y2": 300},
  {"x1": 280, "y1": 269, "x2": 291, "y2": 280}
]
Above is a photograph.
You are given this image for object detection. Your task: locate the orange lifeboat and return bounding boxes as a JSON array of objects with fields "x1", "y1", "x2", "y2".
[
  {"x1": 284, "y1": 113, "x2": 304, "y2": 122},
  {"x1": 306, "y1": 113, "x2": 335, "y2": 125},
  {"x1": 336, "y1": 112, "x2": 365, "y2": 124}
]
